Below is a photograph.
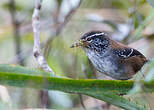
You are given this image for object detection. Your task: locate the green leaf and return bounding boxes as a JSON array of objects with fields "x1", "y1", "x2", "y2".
[
  {"x1": 86, "y1": 92, "x2": 145, "y2": 110},
  {"x1": 0, "y1": 64, "x2": 153, "y2": 109},
  {"x1": 2, "y1": 3, "x2": 23, "y2": 11},
  {"x1": 134, "y1": 9, "x2": 154, "y2": 39}
]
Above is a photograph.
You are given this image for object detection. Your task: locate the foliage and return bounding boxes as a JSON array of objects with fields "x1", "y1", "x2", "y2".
[{"x1": 0, "y1": 64, "x2": 153, "y2": 110}]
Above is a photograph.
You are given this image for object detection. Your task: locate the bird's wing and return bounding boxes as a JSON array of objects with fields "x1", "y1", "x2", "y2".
[
  {"x1": 113, "y1": 48, "x2": 148, "y2": 73},
  {"x1": 113, "y1": 48, "x2": 145, "y2": 59}
]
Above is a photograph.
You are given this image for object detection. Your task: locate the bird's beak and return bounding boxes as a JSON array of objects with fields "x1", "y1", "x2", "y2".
[{"x1": 70, "y1": 39, "x2": 83, "y2": 48}]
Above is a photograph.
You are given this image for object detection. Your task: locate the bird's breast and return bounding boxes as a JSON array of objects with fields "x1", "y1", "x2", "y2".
[{"x1": 85, "y1": 49, "x2": 118, "y2": 75}]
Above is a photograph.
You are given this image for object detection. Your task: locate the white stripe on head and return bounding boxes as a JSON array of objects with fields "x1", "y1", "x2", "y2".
[{"x1": 88, "y1": 32, "x2": 105, "y2": 38}]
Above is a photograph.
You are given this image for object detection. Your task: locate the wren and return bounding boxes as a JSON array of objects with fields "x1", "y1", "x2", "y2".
[{"x1": 71, "y1": 31, "x2": 148, "y2": 80}]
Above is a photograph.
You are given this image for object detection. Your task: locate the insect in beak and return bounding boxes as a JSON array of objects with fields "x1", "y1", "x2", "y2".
[{"x1": 70, "y1": 39, "x2": 84, "y2": 48}]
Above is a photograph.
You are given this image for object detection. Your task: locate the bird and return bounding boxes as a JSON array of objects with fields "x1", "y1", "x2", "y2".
[{"x1": 71, "y1": 31, "x2": 148, "y2": 80}]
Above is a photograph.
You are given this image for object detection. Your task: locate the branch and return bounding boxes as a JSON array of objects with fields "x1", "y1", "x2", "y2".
[
  {"x1": 32, "y1": 0, "x2": 55, "y2": 75},
  {"x1": 55, "y1": 0, "x2": 82, "y2": 35},
  {"x1": 32, "y1": 0, "x2": 81, "y2": 76},
  {"x1": 44, "y1": 0, "x2": 82, "y2": 66},
  {"x1": 9, "y1": 0, "x2": 24, "y2": 66},
  {"x1": 32, "y1": 0, "x2": 82, "y2": 107}
]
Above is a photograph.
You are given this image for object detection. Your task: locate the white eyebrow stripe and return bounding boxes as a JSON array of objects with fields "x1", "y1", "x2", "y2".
[{"x1": 88, "y1": 33, "x2": 105, "y2": 38}]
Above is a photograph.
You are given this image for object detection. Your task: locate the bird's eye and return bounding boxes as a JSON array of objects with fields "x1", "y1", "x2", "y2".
[{"x1": 86, "y1": 37, "x2": 92, "y2": 41}]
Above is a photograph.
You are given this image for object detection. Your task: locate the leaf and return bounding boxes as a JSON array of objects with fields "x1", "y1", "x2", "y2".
[
  {"x1": 0, "y1": 64, "x2": 50, "y2": 76},
  {"x1": 86, "y1": 92, "x2": 146, "y2": 110},
  {"x1": 134, "y1": 9, "x2": 154, "y2": 39},
  {"x1": 0, "y1": 64, "x2": 153, "y2": 109},
  {"x1": 2, "y1": 3, "x2": 23, "y2": 11}
]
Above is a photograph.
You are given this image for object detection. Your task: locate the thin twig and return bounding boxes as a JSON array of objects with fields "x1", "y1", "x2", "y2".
[
  {"x1": 9, "y1": 0, "x2": 24, "y2": 66},
  {"x1": 44, "y1": 0, "x2": 82, "y2": 61},
  {"x1": 32, "y1": 0, "x2": 55, "y2": 75},
  {"x1": 55, "y1": 0, "x2": 82, "y2": 35},
  {"x1": 45, "y1": 0, "x2": 82, "y2": 43},
  {"x1": 78, "y1": 93, "x2": 86, "y2": 110}
]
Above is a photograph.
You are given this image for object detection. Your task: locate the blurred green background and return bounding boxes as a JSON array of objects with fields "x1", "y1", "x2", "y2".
[{"x1": 0, "y1": 0, "x2": 154, "y2": 109}]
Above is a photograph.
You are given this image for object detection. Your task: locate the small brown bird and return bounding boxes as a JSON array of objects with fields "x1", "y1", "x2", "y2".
[{"x1": 71, "y1": 31, "x2": 148, "y2": 80}]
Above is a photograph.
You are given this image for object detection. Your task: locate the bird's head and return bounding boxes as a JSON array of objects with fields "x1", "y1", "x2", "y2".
[{"x1": 71, "y1": 31, "x2": 110, "y2": 52}]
